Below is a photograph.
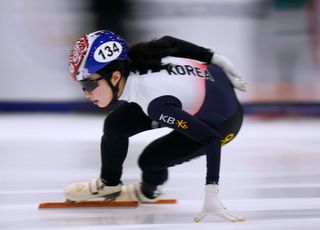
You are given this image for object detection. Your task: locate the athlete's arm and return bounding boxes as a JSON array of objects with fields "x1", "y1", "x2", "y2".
[{"x1": 101, "y1": 102, "x2": 153, "y2": 185}]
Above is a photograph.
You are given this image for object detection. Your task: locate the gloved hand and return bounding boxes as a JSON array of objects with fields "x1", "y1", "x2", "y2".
[
  {"x1": 211, "y1": 53, "x2": 247, "y2": 92},
  {"x1": 194, "y1": 184, "x2": 245, "y2": 222}
]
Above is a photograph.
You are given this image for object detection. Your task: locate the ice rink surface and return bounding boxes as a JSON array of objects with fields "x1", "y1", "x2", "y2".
[{"x1": 1, "y1": 113, "x2": 320, "y2": 230}]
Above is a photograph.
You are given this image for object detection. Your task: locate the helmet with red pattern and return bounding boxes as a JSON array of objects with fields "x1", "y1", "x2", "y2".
[{"x1": 69, "y1": 30, "x2": 128, "y2": 81}]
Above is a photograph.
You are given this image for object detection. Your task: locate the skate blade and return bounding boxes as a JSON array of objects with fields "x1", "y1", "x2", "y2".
[
  {"x1": 145, "y1": 199, "x2": 177, "y2": 204},
  {"x1": 38, "y1": 200, "x2": 138, "y2": 209}
]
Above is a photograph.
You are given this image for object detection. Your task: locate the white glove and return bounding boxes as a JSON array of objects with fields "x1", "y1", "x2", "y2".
[
  {"x1": 194, "y1": 184, "x2": 245, "y2": 222},
  {"x1": 211, "y1": 53, "x2": 247, "y2": 92}
]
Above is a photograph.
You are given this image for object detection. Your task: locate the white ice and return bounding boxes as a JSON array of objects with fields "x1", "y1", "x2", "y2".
[{"x1": 0, "y1": 113, "x2": 320, "y2": 230}]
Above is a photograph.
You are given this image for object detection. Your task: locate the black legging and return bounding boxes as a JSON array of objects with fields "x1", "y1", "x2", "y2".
[
  {"x1": 138, "y1": 130, "x2": 206, "y2": 185},
  {"x1": 139, "y1": 105, "x2": 243, "y2": 186},
  {"x1": 100, "y1": 101, "x2": 242, "y2": 186}
]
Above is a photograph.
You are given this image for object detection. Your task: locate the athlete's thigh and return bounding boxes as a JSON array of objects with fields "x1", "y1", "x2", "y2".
[{"x1": 140, "y1": 130, "x2": 205, "y2": 167}]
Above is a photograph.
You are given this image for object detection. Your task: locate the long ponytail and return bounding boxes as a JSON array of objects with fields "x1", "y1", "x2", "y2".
[{"x1": 128, "y1": 37, "x2": 178, "y2": 74}]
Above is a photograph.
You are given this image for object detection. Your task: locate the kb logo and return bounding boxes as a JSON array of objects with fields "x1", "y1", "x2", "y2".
[
  {"x1": 159, "y1": 114, "x2": 188, "y2": 129},
  {"x1": 159, "y1": 114, "x2": 175, "y2": 124}
]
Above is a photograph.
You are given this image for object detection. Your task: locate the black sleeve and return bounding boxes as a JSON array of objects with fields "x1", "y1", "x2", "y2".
[
  {"x1": 147, "y1": 95, "x2": 221, "y2": 184},
  {"x1": 156, "y1": 36, "x2": 214, "y2": 63},
  {"x1": 100, "y1": 102, "x2": 153, "y2": 185}
]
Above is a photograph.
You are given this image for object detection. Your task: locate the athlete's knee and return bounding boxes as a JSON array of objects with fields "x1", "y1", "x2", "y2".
[
  {"x1": 138, "y1": 154, "x2": 152, "y2": 171},
  {"x1": 138, "y1": 153, "x2": 166, "y2": 172}
]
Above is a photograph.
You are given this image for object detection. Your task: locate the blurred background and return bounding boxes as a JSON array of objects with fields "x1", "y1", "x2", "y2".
[
  {"x1": 0, "y1": 0, "x2": 319, "y2": 115},
  {"x1": 1, "y1": 1, "x2": 320, "y2": 229}
]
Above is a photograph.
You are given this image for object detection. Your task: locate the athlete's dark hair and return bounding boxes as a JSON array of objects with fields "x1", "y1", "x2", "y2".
[
  {"x1": 128, "y1": 37, "x2": 178, "y2": 74},
  {"x1": 97, "y1": 60, "x2": 130, "y2": 79}
]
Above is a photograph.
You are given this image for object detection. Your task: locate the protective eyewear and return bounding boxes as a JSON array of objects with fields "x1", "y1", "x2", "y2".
[{"x1": 80, "y1": 77, "x2": 104, "y2": 92}]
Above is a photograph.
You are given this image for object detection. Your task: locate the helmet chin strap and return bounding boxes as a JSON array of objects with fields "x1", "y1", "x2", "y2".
[
  {"x1": 105, "y1": 76, "x2": 120, "y2": 102},
  {"x1": 103, "y1": 76, "x2": 124, "y2": 113},
  {"x1": 97, "y1": 64, "x2": 126, "y2": 102}
]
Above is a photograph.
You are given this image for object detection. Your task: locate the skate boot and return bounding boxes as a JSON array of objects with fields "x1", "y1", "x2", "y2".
[
  {"x1": 64, "y1": 178, "x2": 121, "y2": 202},
  {"x1": 115, "y1": 184, "x2": 139, "y2": 202},
  {"x1": 116, "y1": 183, "x2": 161, "y2": 203},
  {"x1": 137, "y1": 182, "x2": 161, "y2": 203}
]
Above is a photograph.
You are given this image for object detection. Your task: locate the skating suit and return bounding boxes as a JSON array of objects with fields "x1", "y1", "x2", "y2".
[{"x1": 118, "y1": 56, "x2": 243, "y2": 184}]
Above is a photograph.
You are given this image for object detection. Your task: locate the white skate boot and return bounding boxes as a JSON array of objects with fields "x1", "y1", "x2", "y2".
[
  {"x1": 115, "y1": 184, "x2": 161, "y2": 203},
  {"x1": 64, "y1": 178, "x2": 121, "y2": 202}
]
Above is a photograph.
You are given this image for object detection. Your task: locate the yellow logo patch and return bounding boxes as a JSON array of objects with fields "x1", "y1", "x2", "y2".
[
  {"x1": 221, "y1": 133, "x2": 235, "y2": 146},
  {"x1": 176, "y1": 119, "x2": 188, "y2": 129}
]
